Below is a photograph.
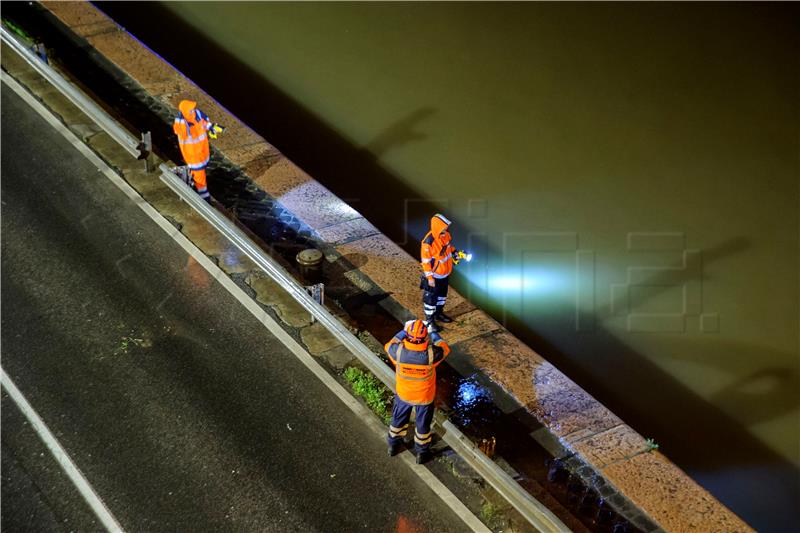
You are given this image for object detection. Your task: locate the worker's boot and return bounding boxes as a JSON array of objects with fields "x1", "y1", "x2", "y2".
[
  {"x1": 435, "y1": 306, "x2": 453, "y2": 323},
  {"x1": 424, "y1": 316, "x2": 439, "y2": 333},
  {"x1": 387, "y1": 442, "x2": 402, "y2": 457},
  {"x1": 416, "y1": 450, "x2": 433, "y2": 465}
]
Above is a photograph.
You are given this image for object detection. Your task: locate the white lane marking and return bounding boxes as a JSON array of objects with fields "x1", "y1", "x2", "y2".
[
  {"x1": 0, "y1": 368, "x2": 125, "y2": 533},
  {"x1": 2, "y1": 71, "x2": 490, "y2": 533}
]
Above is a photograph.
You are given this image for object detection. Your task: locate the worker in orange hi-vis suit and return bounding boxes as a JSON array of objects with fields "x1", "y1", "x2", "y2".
[
  {"x1": 385, "y1": 319, "x2": 450, "y2": 464},
  {"x1": 420, "y1": 213, "x2": 472, "y2": 332},
  {"x1": 172, "y1": 100, "x2": 224, "y2": 202}
]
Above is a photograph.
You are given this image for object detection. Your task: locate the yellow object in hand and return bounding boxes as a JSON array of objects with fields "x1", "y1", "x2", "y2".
[
  {"x1": 208, "y1": 123, "x2": 225, "y2": 139},
  {"x1": 454, "y1": 250, "x2": 473, "y2": 264}
]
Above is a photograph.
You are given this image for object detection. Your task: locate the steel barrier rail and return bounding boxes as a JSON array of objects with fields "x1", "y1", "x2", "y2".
[
  {"x1": 160, "y1": 164, "x2": 398, "y2": 388},
  {"x1": 1, "y1": 23, "x2": 568, "y2": 530},
  {"x1": 440, "y1": 419, "x2": 569, "y2": 532},
  {"x1": 160, "y1": 166, "x2": 570, "y2": 533},
  {"x1": 1, "y1": 26, "x2": 140, "y2": 158}
]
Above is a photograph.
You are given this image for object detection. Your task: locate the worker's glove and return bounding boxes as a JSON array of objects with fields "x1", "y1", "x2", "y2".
[
  {"x1": 434, "y1": 340, "x2": 451, "y2": 356},
  {"x1": 208, "y1": 123, "x2": 226, "y2": 139},
  {"x1": 453, "y1": 250, "x2": 473, "y2": 265}
]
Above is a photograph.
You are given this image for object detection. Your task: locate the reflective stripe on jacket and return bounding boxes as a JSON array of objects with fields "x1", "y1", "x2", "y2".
[
  {"x1": 421, "y1": 214, "x2": 455, "y2": 279},
  {"x1": 173, "y1": 108, "x2": 211, "y2": 170},
  {"x1": 385, "y1": 330, "x2": 450, "y2": 405}
]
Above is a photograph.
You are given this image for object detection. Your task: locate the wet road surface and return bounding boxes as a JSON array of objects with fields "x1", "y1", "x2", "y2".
[{"x1": 0, "y1": 82, "x2": 462, "y2": 532}]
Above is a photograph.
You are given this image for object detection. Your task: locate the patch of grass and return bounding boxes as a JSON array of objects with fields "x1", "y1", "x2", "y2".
[
  {"x1": 645, "y1": 438, "x2": 660, "y2": 452},
  {"x1": 344, "y1": 367, "x2": 392, "y2": 425},
  {"x1": 2, "y1": 19, "x2": 33, "y2": 42},
  {"x1": 480, "y1": 501, "x2": 501, "y2": 523}
]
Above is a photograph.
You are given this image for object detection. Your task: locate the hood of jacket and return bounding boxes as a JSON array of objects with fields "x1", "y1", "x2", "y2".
[
  {"x1": 179, "y1": 100, "x2": 197, "y2": 122},
  {"x1": 430, "y1": 214, "x2": 451, "y2": 245}
]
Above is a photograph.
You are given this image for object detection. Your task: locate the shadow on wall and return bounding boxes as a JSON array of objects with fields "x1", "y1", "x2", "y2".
[
  {"x1": 364, "y1": 107, "x2": 437, "y2": 159},
  {"x1": 56, "y1": 2, "x2": 799, "y2": 529},
  {"x1": 709, "y1": 366, "x2": 800, "y2": 426}
]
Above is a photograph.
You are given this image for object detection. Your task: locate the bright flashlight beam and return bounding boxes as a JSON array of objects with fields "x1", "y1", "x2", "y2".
[
  {"x1": 489, "y1": 276, "x2": 525, "y2": 290},
  {"x1": 488, "y1": 274, "x2": 548, "y2": 291}
]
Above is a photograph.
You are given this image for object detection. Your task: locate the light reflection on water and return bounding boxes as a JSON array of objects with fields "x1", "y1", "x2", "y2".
[{"x1": 450, "y1": 375, "x2": 502, "y2": 430}]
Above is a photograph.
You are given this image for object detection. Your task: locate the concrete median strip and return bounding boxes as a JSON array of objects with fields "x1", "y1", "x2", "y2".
[{"x1": 1, "y1": 66, "x2": 493, "y2": 533}]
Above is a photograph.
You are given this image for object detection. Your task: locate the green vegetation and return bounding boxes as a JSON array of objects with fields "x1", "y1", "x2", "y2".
[
  {"x1": 645, "y1": 438, "x2": 660, "y2": 452},
  {"x1": 343, "y1": 367, "x2": 392, "y2": 425},
  {"x1": 480, "y1": 501, "x2": 501, "y2": 523},
  {"x1": 2, "y1": 19, "x2": 33, "y2": 42},
  {"x1": 113, "y1": 335, "x2": 144, "y2": 356}
]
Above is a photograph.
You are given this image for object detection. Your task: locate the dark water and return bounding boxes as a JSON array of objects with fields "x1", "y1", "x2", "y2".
[{"x1": 32, "y1": 2, "x2": 800, "y2": 529}]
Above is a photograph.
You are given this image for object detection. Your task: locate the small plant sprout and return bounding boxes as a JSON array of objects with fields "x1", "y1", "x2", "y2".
[
  {"x1": 645, "y1": 438, "x2": 660, "y2": 452},
  {"x1": 480, "y1": 501, "x2": 501, "y2": 523}
]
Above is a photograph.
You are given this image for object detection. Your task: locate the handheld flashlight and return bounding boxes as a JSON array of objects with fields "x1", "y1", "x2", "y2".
[{"x1": 455, "y1": 250, "x2": 473, "y2": 264}]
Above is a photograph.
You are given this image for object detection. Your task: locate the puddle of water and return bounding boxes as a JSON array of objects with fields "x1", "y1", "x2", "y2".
[{"x1": 446, "y1": 374, "x2": 502, "y2": 434}]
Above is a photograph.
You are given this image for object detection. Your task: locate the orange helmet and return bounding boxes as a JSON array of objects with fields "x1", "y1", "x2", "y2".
[{"x1": 404, "y1": 319, "x2": 428, "y2": 343}]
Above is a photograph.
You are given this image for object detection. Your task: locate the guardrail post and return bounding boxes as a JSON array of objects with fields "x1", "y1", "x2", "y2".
[
  {"x1": 138, "y1": 131, "x2": 154, "y2": 172},
  {"x1": 32, "y1": 42, "x2": 48, "y2": 64},
  {"x1": 305, "y1": 283, "x2": 325, "y2": 323}
]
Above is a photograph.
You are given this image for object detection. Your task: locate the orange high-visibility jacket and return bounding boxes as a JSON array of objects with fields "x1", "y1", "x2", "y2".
[
  {"x1": 421, "y1": 214, "x2": 456, "y2": 279},
  {"x1": 385, "y1": 330, "x2": 450, "y2": 405},
  {"x1": 173, "y1": 100, "x2": 211, "y2": 171}
]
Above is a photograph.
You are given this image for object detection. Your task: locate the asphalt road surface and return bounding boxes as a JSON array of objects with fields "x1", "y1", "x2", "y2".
[{"x1": 1, "y1": 82, "x2": 462, "y2": 532}]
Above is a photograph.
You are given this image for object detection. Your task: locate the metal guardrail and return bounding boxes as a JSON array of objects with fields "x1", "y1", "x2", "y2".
[
  {"x1": 2, "y1": 23, "x2": 569, "y2": 531},
  {"x1": 442, "y1": 419, "x2": 570, "y2": 532},
  {"x1": 159, "y1": 164, "x2": 398, "y2": 387},
  {"x1": 0, "y1": 25, "x2": 140, "y2": 158},
  {"x1": 159, "y1": 167, "x2": 570, "y2": 533}
]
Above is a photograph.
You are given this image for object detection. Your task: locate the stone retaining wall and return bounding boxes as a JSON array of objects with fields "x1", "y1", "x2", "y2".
[{"x1": 34, "y1": 3, "x2": 752, "y2": 531}]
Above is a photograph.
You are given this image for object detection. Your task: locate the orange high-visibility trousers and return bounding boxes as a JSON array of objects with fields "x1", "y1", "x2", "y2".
[{"x1": 190, "y1": 168, "x2": 207, "y2": 195}]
